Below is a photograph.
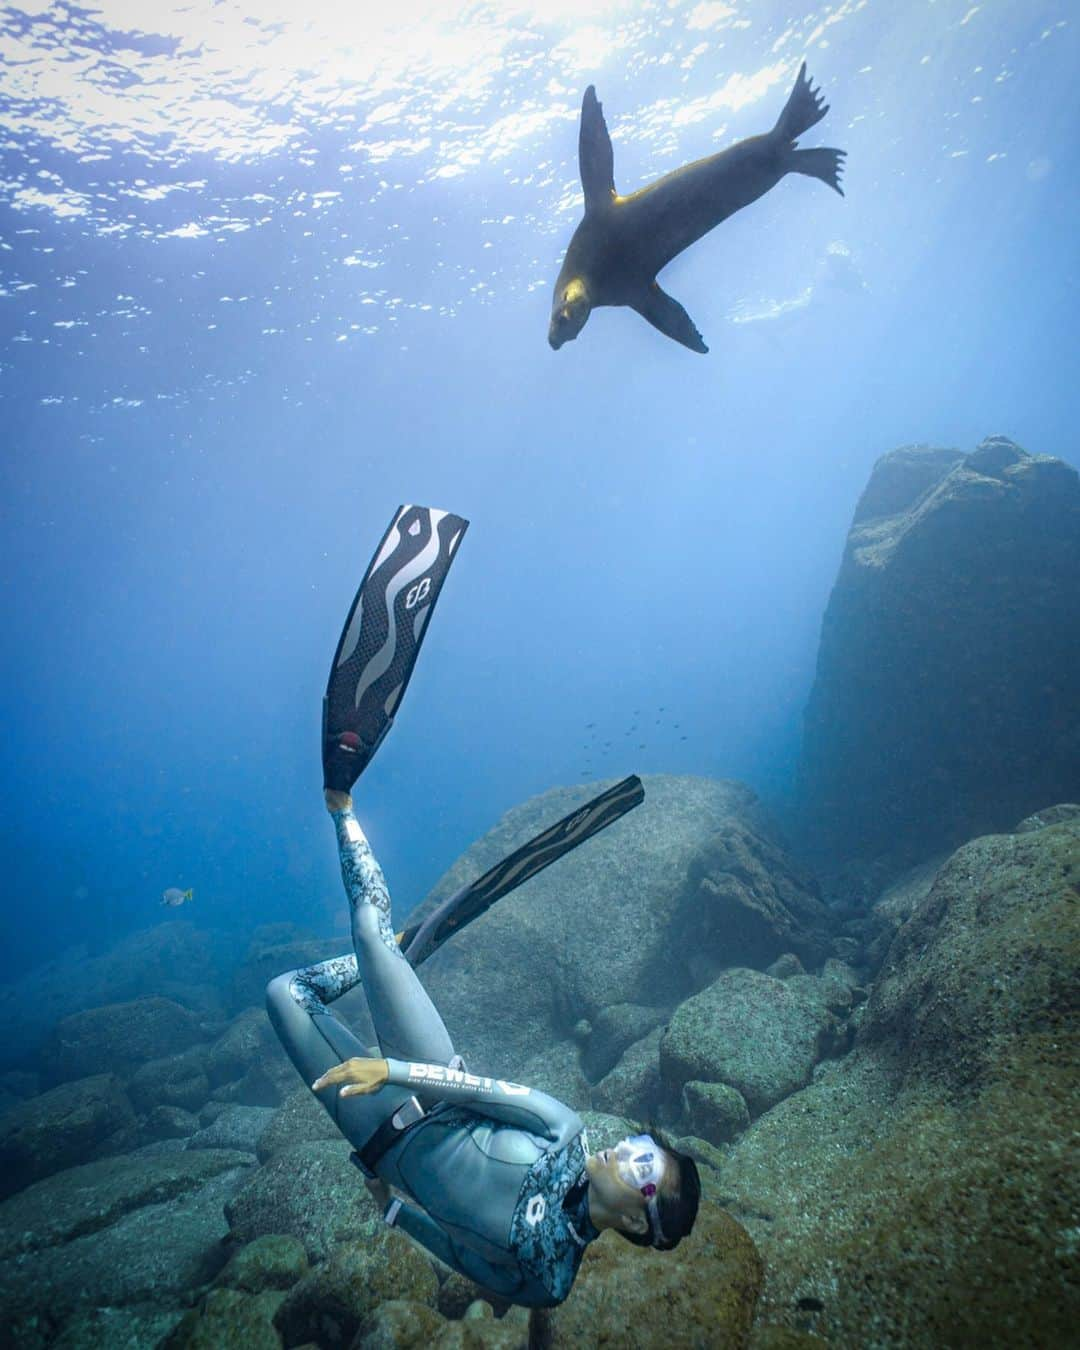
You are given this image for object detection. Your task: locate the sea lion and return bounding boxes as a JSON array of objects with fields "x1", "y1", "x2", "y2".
[{"x1": 548, "y1": 62, "x2": 845, "y2": 354}]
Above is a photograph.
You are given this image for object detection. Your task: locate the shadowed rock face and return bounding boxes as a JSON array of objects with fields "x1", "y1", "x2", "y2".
[{"x1": 797, "y1": 436, "x2": 1080, "y2": 873}]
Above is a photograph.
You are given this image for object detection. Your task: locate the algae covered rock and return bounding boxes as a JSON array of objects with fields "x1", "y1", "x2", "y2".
[
  {"x1": 798, "y1": 436, "x2": 1080, "y2": 867},
  {"x1": 274, "y1": 1232, "x2": 438, "y2": 1348},
  {"x1": 681, "y1": 1079, "x2": 750, "y2": 1145},
  {"x1": 591, "y1": 1026, "x2": 662, "y2": 1120},
  {"x1": 225, "y1": 1138, "x2": 377, "y2": 1261},
  {"x1": 544, "y1": 1202, "x2": 762, "y2": 1348},
  {"x1": 661, "y1": 968, "x2": 836, "y2": 1116},
  {"x1": 162, "y1": 1287, "x2": 284, "y2": 1349},
  {"x1": 214, "y1": 1232, "x2": 309, "y2": 1293},
  {"x1": 40, "y1": 996, "x2": 207, "y2": 1087},
  {"x1": 258, "y1": 1084, "x2": 343, "y2": 1162},
  {"x1": 719, "y1": 818, "x2": 1080, "y2": 1345},
  {"x1": 0, "y1": 1071, "x2": 138, "y2": 1198},
  {"x1": 351, "y1": 1298, "x2": 448, "y2": 1348},
  {"x1": 674, "y1": 814, "x2": 832, "y2": 980}
]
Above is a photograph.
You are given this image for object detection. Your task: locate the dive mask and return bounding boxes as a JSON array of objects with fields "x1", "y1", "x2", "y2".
[{"x1": 615, "y1": 1134, "x2": 668, "y2": 1245}]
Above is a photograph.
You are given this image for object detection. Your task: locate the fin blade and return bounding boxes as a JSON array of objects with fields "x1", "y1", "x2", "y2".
[
  {"x1": 401, "y1": 776, "x2": 646, "y2": 967},
  {"x1": 579, "y1": 85, "x2": 616, "y2": 211},
  {"x1": 323, "y1": 505, "x2": 469, "y2": 790}
]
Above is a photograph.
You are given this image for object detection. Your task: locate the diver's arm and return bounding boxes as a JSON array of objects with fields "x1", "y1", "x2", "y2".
[
  {"x1": 389, "y1": 1201, "x2": 526, "y2": 1298},
  {"x1": 314, "y1": 1056, "x2": 584, "y2": 1149},
  {"x1": 384, "y1": 1058, "x2": 583, "y2": 1148}
]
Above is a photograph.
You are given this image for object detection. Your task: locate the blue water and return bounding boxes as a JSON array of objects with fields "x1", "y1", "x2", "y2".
[{"x1": 2, "y1": 0, "x2": 1077, "y2": 977}]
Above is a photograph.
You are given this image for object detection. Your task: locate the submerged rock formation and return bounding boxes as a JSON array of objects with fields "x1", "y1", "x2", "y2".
[
  {"x1": 797, "y1": 436, "x2": 1080, "y2": 874},
  {"x1": 720, "y1": 813, "x2": 1080, "y2": 1346}
]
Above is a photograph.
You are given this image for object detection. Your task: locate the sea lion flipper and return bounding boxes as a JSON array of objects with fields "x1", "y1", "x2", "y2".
[
  {"x1": 579, "y1": 85, "x2": 616, "y2": 212},
  {"x1": 632, "y1": 283, "x2": 708, "y2": 354}
]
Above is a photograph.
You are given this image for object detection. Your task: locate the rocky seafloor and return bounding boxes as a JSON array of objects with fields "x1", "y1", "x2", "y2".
[{"x1": 1, "y1": 779, "x2": 1076, "y2": 1348}]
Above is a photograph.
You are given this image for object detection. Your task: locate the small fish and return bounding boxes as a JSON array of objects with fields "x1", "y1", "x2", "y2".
[{"x1": 162, "y1": 887, "x2": 194, "y2": 907}]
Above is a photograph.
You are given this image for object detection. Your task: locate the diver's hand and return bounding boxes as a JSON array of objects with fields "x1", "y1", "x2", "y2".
[{"x1": 312, "y1": 1057, "x2": 390, "y2": 1097}]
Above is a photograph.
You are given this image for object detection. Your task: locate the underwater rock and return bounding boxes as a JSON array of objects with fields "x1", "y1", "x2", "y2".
[
  {"x1": 680, "y1": 1079, "x2": 750, "y2": 1145},
  {"x1": 858, "y1": 817, "x2": 1080, "y2": 1090},
  {"x1": 580, "y1": 1001, "x2": 668, "y2": 1080},
  {"x1": 160, "y1": 1286, "x2": 284, "y2": 1350},
  {"x1": 257, "y1": 1085, "x2": 343, "y2": 1163},
  {"x1": 764, "y1": 953, "x2": 805, "y2": 979},
  {"x1": 0, "y1": 1068, "x2": 38, "y2": 1115},
  {"x1": 717, "y1": 816, "x2": 1080, "y2": 1344},
  {"x1": 673, "y1": 815, "x2": 832, "y2": 981},
  {"x1": 143, "y1": 1102, "x2": 200, "y2": 1140},
  {"x1": 544, "y1": 1202, "x2": 762, "y2": 1348},
  {"x1": 0, "y1": 921, "x2": 233, "y2": 1075},
  {"x1": 225, "y1": 1138, "x2": 378, "y2": 1262},
  {"x1": 205, "y1": 1007, "x2": 281, "y2": 1086},
  {"x1": 0, "y1": 1145, "x2": 253, "y2": 1259},
  {"x1": 273, "y1": 1232, "x2": 438, "y2": 1349},
  {"x1": 660, "y1": 968, "x2": 838, "y2": 1117},
  {"x1": 214, "y1": 1232, "x2": 309, "y2": 1294},
  {"x1": 0, "y1": 1071, "x2": 138, "y2": 1199},
  {"x1": 40, "y1": 995, "x2": 207, "y2": 1088},
  {"x1": 51, "y1": 1306, "x2": 185, "y2": 1348},
  {"x1": 412, "y1": 775, "x2": 767, "y2": 1080},
  {"x1": 0, "y1": 1153, "x2": 251, "y2": 1339},
  {"x1": 517, "y1": 1039, "x2": 590, "y2": 1111},
  {"x1": 797, "y1": 436, "x2": 1080, "y2": 872},
  {"x1": 127, "y1": 1044, "x2": 212, "y2": 1114},
  {"x1": 591, "y1": 1026, "x2": 663, "y2": 1121},
  {"x1": 351, "y1": 1298, "x2": 448, "y2": 1348},
  {"x1": 1013, "y1": 801, "x2": 1080, "y2": 833},
  {"x1": 187, "y1": 1103, "x2": 275, "y2": 1153}
]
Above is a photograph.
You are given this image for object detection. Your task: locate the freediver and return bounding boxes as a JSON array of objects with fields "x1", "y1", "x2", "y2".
[{"x1": 266, "y1": 504, "x2": 701, "y2": 1308}]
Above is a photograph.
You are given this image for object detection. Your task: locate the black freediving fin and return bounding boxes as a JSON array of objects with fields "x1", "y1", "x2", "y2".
[
  {"x1": 579, "y1": 85, "x2": 616, "y2": 212},
  {"x1": 398, "y1": 774, "x2": 645, "y2": 968},
  {"x1": 323, "y1": 505, "x2": 469, "y2": 792},
  {"x1": 632, "y1": 282, "x2": 709, "y2": 354}
]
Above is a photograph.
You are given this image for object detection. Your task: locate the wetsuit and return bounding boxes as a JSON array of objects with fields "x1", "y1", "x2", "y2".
[{"x1": 266, "y1": 803, "x2": 599, "y2": 1307}]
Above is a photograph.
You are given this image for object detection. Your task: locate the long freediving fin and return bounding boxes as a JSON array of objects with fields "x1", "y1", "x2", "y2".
[
  {"x1": 323, "y1": 505, "x2": 469, "y2": 792},
  {"x1": 398, "y1": 774, "x2": 645, "y2": 968}
]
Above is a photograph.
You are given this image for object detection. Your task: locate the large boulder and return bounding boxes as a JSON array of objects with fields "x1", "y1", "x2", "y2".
[
  {"x1": 411, "y1": 775, "x2": 779, "y2": 1079},
  {"x1": 796, "y1": 436, "x2": 1080, "y2": 872},
  {"x1": 717, "y1": 817, "x2": 1080, "y2": 1345},
  {"x1": 672, "y1": 813, "x2": 832, "y2": 981},
  {"x1": 543, "y1": 1202, "x2": 762, "y2": 1348},
  {"x1": 0, "y1": 922, "x2": 234, "y2": 1074},
  {"x1": 0, "y1": 1149, "x2": 253, "y2": 1343},
  {"x1": 0, "y1": 1072, "x2": 138, "y2": 1198},
  {"x1": 660, "y1": 968, "x2": 839, "y2": 1117},
  {"x1": 224, "y1": 1139, "x2": 377, "y2": 1262},
  {"x1": 40, "y1": 996, "x2": 208, "y2": 1087},
  {"x1": 273, "y1": 1233, "x2": 438, "y2": 1349}
]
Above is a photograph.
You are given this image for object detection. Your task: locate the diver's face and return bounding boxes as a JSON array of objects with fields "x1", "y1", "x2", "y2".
[
  {"x1": 548, "y1": 281, "x2": 590, "y2": 349},
  {"x1": 585, "y1": 1139, "x2": 664, "y2": 1218}
]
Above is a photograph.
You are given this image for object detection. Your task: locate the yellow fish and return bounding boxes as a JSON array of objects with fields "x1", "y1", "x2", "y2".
[{"x1": 161, "y1": 887, "x2": 194, "y2": 907}]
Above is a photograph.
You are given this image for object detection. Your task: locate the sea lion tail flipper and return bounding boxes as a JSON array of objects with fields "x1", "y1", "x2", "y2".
[
  {"x1": 579, "y1": 85, "x2": 616, "y2": 212},
  {"x1": 773, "y1": 60, "x2": 829, "y2": 143},
  {"x1": 789, "y1": 146, "x2": 846, "y2": 196},
  {"x1": 632, "y1": 283, "x2": 708, "y2": 354}
]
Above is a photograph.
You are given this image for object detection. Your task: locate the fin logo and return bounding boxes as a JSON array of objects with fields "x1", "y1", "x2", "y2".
[
  {"x1": 405, "y1": 578, "x2": 431, "y2": 610},
  {"x1": 525, "y1": 1194, "x2": 546, "y2": 1226}
]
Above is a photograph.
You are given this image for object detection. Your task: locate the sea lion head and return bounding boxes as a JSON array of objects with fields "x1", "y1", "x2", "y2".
[{"x1": 548, "y1": 277, "x2": 591, "y2": 349}]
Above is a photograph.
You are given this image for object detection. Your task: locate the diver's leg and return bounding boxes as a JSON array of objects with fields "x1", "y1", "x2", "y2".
[
  {"x1": 266, "y1": 961, "x2": 415, "y2": 1148},
  {"x1": 328, "y1": 790, "x2": 456, "y2": 1066}
]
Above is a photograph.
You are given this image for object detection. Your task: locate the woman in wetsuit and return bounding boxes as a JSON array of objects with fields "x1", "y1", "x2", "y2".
[{"x1": 266, "y1": 505, "x2": 700, "y2": 1308}]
